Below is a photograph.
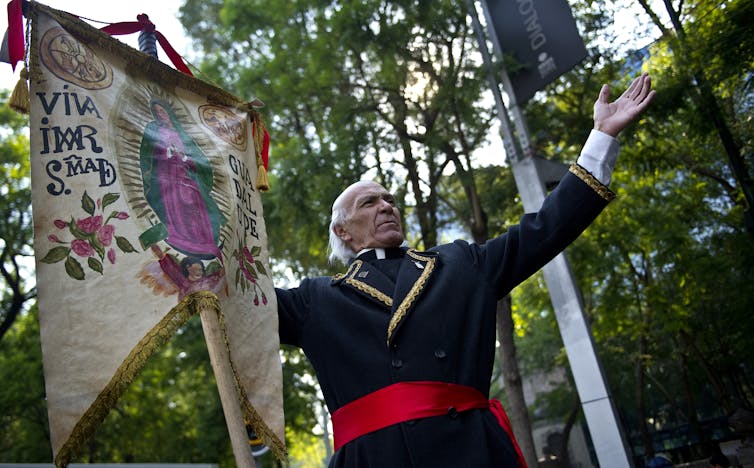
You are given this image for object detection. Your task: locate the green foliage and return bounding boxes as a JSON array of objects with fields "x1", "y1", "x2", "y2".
[
  {"x1": 62, "y1": 318, "x2": 233, "y2": 464},
  {"x1": 485, "y1": 0, "x2": 754, "y2": 459},
  {"x1": 2, "y1": 0, "x2": 753, "y2": 463},
  {"x1": 0, "y1": 306, "x2": 50, "y2": 461},
  {"x1": 0, "y1": 90, "x2": 35, "y2": 341},
  {"x1": 181, "y1": 0, "x2": 497, "y2": 268}
]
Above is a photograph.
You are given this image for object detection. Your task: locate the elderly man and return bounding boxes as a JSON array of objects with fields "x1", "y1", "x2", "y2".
[{"x1": 276, "y1": 74, "x2": 655, "y2": 467}]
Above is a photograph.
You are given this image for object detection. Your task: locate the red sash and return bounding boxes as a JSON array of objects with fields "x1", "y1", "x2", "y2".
[{"x1": 330, "y1": 381, "x2": 527, "y2": 467}]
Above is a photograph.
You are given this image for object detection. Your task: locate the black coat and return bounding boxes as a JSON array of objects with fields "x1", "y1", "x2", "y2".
[{"x1": 276, "y1": 166, "x2": 613, "y2": 467}]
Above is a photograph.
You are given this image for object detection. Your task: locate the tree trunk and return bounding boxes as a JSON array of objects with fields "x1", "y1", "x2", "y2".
[
  {"x1": 636, "y1": 336, "x2": 654, "y2": 459},
  {"x1": 497, "y1": 296, "x2": 539, "y2": 468},
  {"x1": 556, "y1": 396, "x2": 580, "y2": 468},
  {"x1": 678, "y1": 348, "x2": 708, "y2": 451},
  {"x1": 679, "y1": 330, "x2": 735, "y2": 414}
]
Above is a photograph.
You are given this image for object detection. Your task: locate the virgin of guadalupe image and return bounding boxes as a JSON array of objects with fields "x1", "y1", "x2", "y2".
[{"x1": 138, "y1": 99, "x2": 226, "y2": 261}]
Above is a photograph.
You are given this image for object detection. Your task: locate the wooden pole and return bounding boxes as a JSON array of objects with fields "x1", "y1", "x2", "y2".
[{"x1": 200, "y1": 307, "x2": 256, "y2": 468}]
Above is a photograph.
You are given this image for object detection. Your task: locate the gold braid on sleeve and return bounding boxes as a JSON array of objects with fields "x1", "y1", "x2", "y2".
[{"x1": 569, "y1": 163, "x2": 616, "y2": 202}]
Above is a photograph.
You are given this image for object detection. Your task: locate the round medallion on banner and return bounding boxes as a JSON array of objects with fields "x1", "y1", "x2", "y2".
[
  {"x1": 39, "y1": 27, "x2": 114, "y2": 90},
  {"x1": 199, "y1": 105, "x2": 248, "y2": 151}
]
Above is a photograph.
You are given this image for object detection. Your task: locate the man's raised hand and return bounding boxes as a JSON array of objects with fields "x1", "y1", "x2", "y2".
[{"x1": 593, "y1": 73, "x2": 655, "y2": 137}]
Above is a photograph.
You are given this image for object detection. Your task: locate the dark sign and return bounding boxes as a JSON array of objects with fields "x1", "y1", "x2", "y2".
[{"x1": 482, "y1": 0, "x2": 587, "y2": 103}]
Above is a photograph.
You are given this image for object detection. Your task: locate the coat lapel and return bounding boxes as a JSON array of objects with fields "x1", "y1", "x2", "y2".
[
  {"x1": 386, "y1": 249, "x2": 438, "y2": 346},
  {"x1": 331, "y1": 259, "x2": 394, "y2": 309},
  {"x1": 331, "y1": 249, "x2": 439, "y2": 345}
]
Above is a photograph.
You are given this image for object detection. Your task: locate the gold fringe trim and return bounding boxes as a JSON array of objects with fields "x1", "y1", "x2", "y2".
[
  {"x1": 568, "y1": 163, "x2": 616, "y2": 202},
  {"x1": 27, "y1": 2, "x2": 251, "y2": 108},
  {"x1": 9, "y1": 67, "x2": 30, "y2": 114},
  {"x1": 386, "y1": 250, "x2": 436, "y2": 345},
  {"x1": 53, "y1": 291, "x2": 287, "y2": 467},
  {"x1": 54, "y1": 292, "x2": 212, "y2": 467},
  {"x1": 210, "y1": 297, "x2": 287, "y2": 461},
  {"x1": 337, "y1": 260, "x2": 394, "y2": 308}
]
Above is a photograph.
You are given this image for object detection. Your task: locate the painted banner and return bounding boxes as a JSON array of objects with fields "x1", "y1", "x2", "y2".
[
  {"x1": 482, "y1": 0, "x2": 587, "y2": 104},
  {"x1": 26, "y1": 3, "x2": 284, "y2": 465}
]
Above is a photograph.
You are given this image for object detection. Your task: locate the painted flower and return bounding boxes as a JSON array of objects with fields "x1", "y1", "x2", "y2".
[
  {"x1": 77, "y1": 215, "x2": 103, "y2": 234},
  {"x1": 115, "y1": 211, "x2": 130, "y2": 220},
  {"x1": 242, "y1": 246, "x2": 254, "y2": 263},
  {"x1": 107, "y1": 248, "x2": 116, "y2": 264},
  {"x1": 71, "y1": 239, "x2": 95, "y2": 257},
  {"x1": 239, "y1": 260, "x2": 257, "y2": 283},
  {"x1": 48, "y1": 234, "x2": 62, "y2": 243},
  {"x1": 261, "y1": 294, "x2": 268, "y2": 305},
  {"x1": 98, "y1": 224, "x2": 115, "y2": 247},
  {"x1": 54, "y1": 219, "x2": 67, "y2": 229}
]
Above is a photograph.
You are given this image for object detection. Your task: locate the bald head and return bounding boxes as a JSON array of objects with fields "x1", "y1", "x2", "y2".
[{"x1": 328, "y1": 181, "x2": 404, "y2": 264}]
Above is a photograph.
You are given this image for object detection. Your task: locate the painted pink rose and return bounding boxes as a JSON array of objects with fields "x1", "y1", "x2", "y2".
[
  {"x1": 71, "y1": 239, "x2": 95, "y2": 257},
  {"x1": 107, "y1": 248, "x2": 116, "y2": 264},
  {"x1": 115, "y1": 212, "x2": 130, "y2": 220},
  {"x1": 98, "y1": 224, "x2": 115, "y2": 246},
  {"x1": 253, "y1": 296, "x2": 259, "y2": 306},
  {"x1": 48, "y1": 234, "x2": 61, "y2": 243},
  {"x1": 77, "y1": 215, "x2": 102, "y2": 234},
  {"x1": 261, "y1": 294, "x2": 268, "y2": 305},
  {"x1": 54, "y1": 219, "x2": 67, "y2": 229}
]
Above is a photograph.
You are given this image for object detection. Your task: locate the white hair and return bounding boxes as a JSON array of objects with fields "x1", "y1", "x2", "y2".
[{"x1": 327, "y1": 181, "x2": 374, "y2": 266}]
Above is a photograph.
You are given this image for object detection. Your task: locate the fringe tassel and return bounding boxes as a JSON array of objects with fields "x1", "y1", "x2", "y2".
[
  {"x1": 9, "y1": 68, "x2": 30, "y2": 114},
  {"x1": 256, "y1": 165, "x2": 270, "y2": 192}
]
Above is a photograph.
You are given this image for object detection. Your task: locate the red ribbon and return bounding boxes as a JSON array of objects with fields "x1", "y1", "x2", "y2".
[
  {"x1": 100, "y1": 14, "x2": 192, "y2": 76},
  {"x1": 330, "y1": 380, "x2": 528, "y2": 467},
  {"x1": 6, "y1": 0, "x2": 24, "y2": 70},
  {"x1": 261, "y1": 128, "x2": 270, "y2": 169}
]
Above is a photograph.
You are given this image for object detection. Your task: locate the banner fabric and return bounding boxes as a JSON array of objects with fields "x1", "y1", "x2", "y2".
[{"x1": 25, "y1": 3, "x2": 285, "y2": 466}]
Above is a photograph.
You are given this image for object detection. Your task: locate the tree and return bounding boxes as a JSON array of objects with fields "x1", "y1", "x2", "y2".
[
  {"x1": 175, "y1": 0, "x2": 754, "y2": 465},
  {"x1": 179, "y1": 0, "x2": 510, "y2": 459},
  {"x1": 0, "y1": 305, "x2": 50, "y2": 461},
  {"x1": 636, "y1": 0, "x2": 754, "y2": 231},
  {"x1": 0, "y1": 90, "x2": 35, "y2": 342}
]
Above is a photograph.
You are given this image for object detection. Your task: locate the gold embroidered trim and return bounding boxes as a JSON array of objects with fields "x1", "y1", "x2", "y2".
[
  {"x1": 53, "y1": 291, "x2": 286, "y2": 467},
  {"x1": 29, "y1": 2, "x2": 250, "y2": 108},
  {"x1": 54, "y1": 292, "x2": 211, "y2": 467},
  {"x1": 333, "y1": 260, "x2": 360, "y2": 282},
  {"x1": 344, "y1": 260, "x2": 393, "y2": 308},
  {"x1": 386, "y1": 250, "x2": 436, "y2": 345},
  {"x1": 568, "y1": 163, "x2": 616, "y2": 202},
  {"x1": 212, "y1": 299, "x2": 287, "y2": 462}
]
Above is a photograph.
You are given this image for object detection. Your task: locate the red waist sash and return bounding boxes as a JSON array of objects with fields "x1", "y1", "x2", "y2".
[{"x1": 330, "y1": 380, "x2": 527, "y2": 467}]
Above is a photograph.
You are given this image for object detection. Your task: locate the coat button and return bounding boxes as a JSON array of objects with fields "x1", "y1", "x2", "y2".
[
  {"x1": 391, "y1": 358, "x2": 403, "y2": 368},
  {"x1": 434, "y1": 349, "x2": 447, "y2": 359},
  {"x1": 447, "y1": 407, "x2": 458, "y2": 418}
]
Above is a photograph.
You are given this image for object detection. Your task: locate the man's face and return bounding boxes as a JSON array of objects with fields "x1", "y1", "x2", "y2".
[{"x1": 334, "y1": 181, "x2": 404, "y2": 253}]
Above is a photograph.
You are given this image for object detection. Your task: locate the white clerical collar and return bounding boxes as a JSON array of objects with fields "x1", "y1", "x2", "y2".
[{"x1": 357, "y1": 248, "x2": 386, "y2": 259}]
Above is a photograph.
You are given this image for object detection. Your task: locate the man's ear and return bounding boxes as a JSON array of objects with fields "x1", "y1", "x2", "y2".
[{"x1": 333, "y1": 224, "x2": 351, "y2": 242}]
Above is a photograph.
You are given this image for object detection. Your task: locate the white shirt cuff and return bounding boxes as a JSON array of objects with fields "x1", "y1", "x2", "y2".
[{"x1": 576, "y1": 130, "x2": 619, "y2": 186}]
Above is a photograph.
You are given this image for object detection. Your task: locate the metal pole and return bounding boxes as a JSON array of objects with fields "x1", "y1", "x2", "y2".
[{"x1": 468, "y1": 1, "x2": 634, "y2": 466}]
